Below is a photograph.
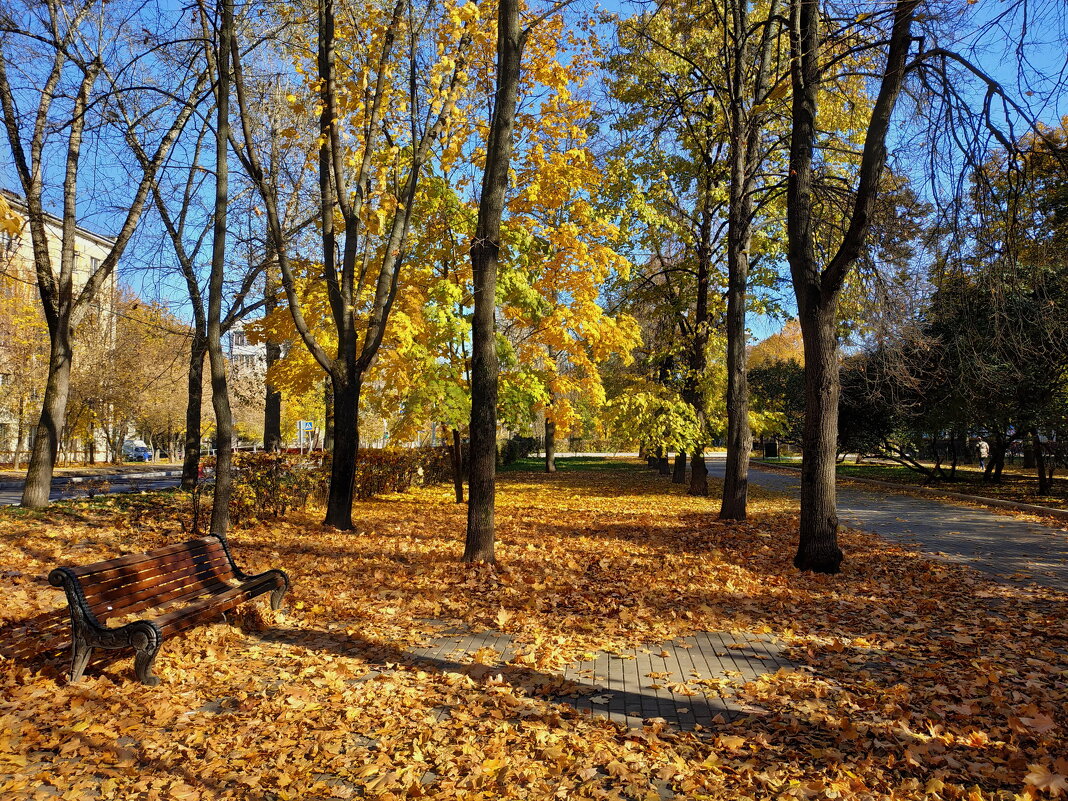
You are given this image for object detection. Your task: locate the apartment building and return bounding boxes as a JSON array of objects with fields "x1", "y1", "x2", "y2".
[{"x1": 0, "y1": 189, "x2": 118, "y2": 463}]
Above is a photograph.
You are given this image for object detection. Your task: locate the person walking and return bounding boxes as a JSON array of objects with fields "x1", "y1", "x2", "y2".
[{"x1": 977, "y1": 438, "x2": 990, "y2": 471}]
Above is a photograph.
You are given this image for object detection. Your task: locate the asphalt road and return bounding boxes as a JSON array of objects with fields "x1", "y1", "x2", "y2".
[
  {"x1": 706, "y1": 456, "x2": 1068, "y2": 590},
  {"x1": 0, "y1": 474, "x2": 182, "y2": 506}
]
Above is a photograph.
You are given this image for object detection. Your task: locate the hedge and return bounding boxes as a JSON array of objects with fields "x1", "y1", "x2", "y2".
[{"x1": 223, "y1": 447, "x2": 453, "y2": 526}]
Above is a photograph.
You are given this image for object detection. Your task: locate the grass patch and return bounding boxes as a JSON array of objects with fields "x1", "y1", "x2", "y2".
[{"x1": 499, "y1": 455, "x2": 646, "y2": 473}]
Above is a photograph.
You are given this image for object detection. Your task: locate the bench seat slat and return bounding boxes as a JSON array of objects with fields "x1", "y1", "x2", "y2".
[
  {"x1": 82, "y1": 552, "x2": 232, "y2": 609},
  {"x1": 69, "y1": 538, "x2": 222, "y2": 578},
  {"x1": 156, "y1": 576, "x2": 280, "y2": 636},
  {"x1": 77, "y1": 541, "x2": 232, "y2": 591},
  {"x1": 94, "y1": 578, "x2": 235, "y2": 625}
]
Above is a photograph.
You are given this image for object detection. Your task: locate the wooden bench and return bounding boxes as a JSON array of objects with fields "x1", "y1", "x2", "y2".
[{"x1": 48, "y1": 535, "x2": 289, "y2": 685}]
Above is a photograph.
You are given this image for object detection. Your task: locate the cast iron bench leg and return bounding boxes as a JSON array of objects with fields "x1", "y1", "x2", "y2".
[
  {"x1": 69, "y1": 634, "x2": 93, "y2": 683},
  {"x1": 130, "y1": 622, "x2": 163, "y2": 686}
]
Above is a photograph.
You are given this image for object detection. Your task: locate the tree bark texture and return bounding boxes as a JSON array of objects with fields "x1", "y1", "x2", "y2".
[
  {"x1": 21, "y1": 330, "x2": 72, "y2": 507},
  {"x1": 689, "y1": 448, "x2": 708, "y2": 497},
  {"x1": 464, "y1": 0, "x2": 524, "y2": 563},
  {"x1": 325, "y1": 377, "x2": 360, "y2": 529},
  {"x1": 207, "y1": 0, "x2": 234, "y2": 537},
  {"x1": 672, "y1": 451, "x2": 687, "y2": 484},
  {"x1": 451, "y1": 427, "x2": 464, "y2": 503},
  {"x1": 181, "y1": 335, "x2": 207, "y2": 490},
  {"x1": 263, "y1": 263, "x2": 282, "y2": 451},
  {"x1": 793, "y1": 300, "x2": 844, "y2": 573},
  {"x1": 545, "y1": 417, "x2": 556, "y2": 473},
  {"x1": 324, "y1": 379, "x2": 335, "y2": 453}
]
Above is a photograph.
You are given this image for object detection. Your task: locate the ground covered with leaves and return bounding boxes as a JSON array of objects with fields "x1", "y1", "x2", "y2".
[{"x1": 1, "y1": 460, "x2": 1066, "y2": 800}]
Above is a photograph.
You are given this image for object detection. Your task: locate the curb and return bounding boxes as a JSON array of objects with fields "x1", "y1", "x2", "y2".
[
  {"x1": 752, "y1": 460, "x2": 1068, "y2": 522},
  {"x1": 0, "y1": 470, "x2": 183, "y2": 491}
]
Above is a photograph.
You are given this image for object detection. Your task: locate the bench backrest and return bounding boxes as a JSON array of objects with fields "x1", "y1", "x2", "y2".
[{"x1": 68, "y1": 537, "x2": 237, "y2": 624}]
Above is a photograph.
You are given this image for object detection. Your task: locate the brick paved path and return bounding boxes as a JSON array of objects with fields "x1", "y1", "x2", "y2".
[
  {"x1": 407, "y1": 626, "x2": 793, "y2": 731},
  {"x1": 707, "y1": 458, "x2": 1068, "y2": 591}
]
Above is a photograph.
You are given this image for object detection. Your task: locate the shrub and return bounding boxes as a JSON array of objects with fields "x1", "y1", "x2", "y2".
[
  {"x1": 222, "y1": 447, "x2": 453, "y2": 525},
  {"x1": 229, "y1": 452, "x2": 328, "y2": 526},
  {"x1": 499, "y1": 436, "x2": 536, "y2": 465},
  {"x1": 352, "y1": 446, "x2": 452, "y2": 500}
]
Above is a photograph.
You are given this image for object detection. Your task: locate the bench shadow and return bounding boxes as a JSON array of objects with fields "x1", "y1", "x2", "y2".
[{"x1": 249, "y1": 624, "x2": 759, "y2": 732}]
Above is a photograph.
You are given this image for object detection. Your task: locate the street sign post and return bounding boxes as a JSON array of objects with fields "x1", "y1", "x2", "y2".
[{"x1": 296, "y1": 420, "x2": 315, "y2": 454}]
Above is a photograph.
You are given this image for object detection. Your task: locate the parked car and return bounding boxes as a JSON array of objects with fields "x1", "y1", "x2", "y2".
[{"x1": 125, "y1": 446, "x2": 153, "y2": 462}]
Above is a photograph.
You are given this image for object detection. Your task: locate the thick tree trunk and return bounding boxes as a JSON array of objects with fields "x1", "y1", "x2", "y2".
[
  {"x1": 672, "y1": 451, "x2": 687, "y2": 484},
  {"x1": 658, "y1": 447, "x2": 671, "y2": 476},
  {"x1": 720, "y1": 120, "x2": 754, "y2": 521},
  {"x1": 689, "y1": 448, "x2": 708, "y2": 496},
  {"x1": 1023, "y1": 440, "x2": 1036, "y2": 469},
  {"x1": 794, "y1": 300, "x2": 843, "y2": 574},
  {"x1": 1033, "y1": 429, "x2": 1051, "y2": 495},
  {"x1": 465, "y1": 233, "x2": 500, "y2": 561},
  {"x1": 21, "y1": 330, "x2": 72, "y2": 508},
  {"x1": 545, "y1": 416, "x2": 556, "y2": 473},
  {"x1": 785, "y1": 0, "x2": 917, "y2": 573},
  {"x1": 263, "y1": 262, "x2": 282, "y2": 451},
  {"x1": 207, "y1": 0, "x2": 234, "y2": 537},
  {"x1": 263, "y1": 340, "x2": 282, "y2": 450},
  {"x1": 720, "y1": 232, "x2": 752, "y2": 518},
  {"x1": 181, "y1": 335, "x2": 207, "y2": 490},
  {"x1": 451, "y1": 427, "x2": 464, "y2": 503},
  {"x1": 324, "y1": 379, "x2": 334, "y2": 453},
  {"x1": 324, "y1": 376, "x2": 359, "y2": 529},
  {"x1": 464, "y1": 0, "x2": 523, "y2": 563}
]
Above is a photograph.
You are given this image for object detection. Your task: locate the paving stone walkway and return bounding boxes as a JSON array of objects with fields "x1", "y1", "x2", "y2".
[
  {"x1": 406, "y1": 626, "x2": 793, "y2": 731},
  {"x1": 709, "y1": 458, "x2": 1068, "y2": 591}
]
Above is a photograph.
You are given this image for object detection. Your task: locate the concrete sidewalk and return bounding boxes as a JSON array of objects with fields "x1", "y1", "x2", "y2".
[{"x1": 706, "y1": 457, "x2": 1068, "y2": 591}]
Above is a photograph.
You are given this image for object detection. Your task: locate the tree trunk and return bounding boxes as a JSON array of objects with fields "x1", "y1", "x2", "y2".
[
  {"x1": 464, "y1": 0, "x2": 523, "y2": 563},
  {"x1": 263, "y1": 342, "x2": 282, "y2": 450},
  {"x1": 1033, "y1": 429, "x2": 1051, "y2": 495},
  {"x1": 324, "y1": 376, "x2": 359, "y2": 528},
  {"x1": 672, "y1": 451, "x2": 686, "y2": 484},
  {"x1": 793, "y1": 300, "x2": 843, "y2": 574},
  {"x1": 181, "y1": 335, "x2": 207, "y2": 490},
  {"x1": 988, "y1": 433, "x2": 1006, "y2": 483},
  {"x1": 324, "y1": 379, "x2": 334, "y2": 453},
  {"x1": 263, "y1": 260, "x2": 282, "y2": 451},
  {"x1": 949, "y1": 430, "x2": 959, "y2": 479},
  {"x1": 720, "y1": 104, "x2": 754, "y2": 521},
  {"x1": 658, "y1": 447, "x2": 671, "y2": 476},
  {"x1": 451, "y1": 427, "x2": 464, "y2": 503},
  {"x1": 785, "y1": 0, "x2": 917, "y2": 573},
  {"x1": 689, "y1": 448, "x2": 708, "y2": 496},
  {"x1": 545, "y1": 416, "x2": 556, "y2": 473},
  {"x1": 21, "y1": 329, "x2": 72, "y2": 508},
  {"x1": 13, "y1": 397, "x2": 23, "y2": 472},
  {"x1": 207, "y1": 0, "x2": 234, "y2": 537}
]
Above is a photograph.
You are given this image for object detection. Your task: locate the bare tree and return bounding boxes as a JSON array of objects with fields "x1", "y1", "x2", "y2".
[
  {"x1": 0, "y1": 0, "x2": 206, "y2": 507},
  {"x1": 786, "y1": 0, "x2": 919, "y2": 572}
]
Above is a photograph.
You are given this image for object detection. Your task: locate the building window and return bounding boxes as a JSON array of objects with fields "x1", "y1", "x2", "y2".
[{"x1": 90, "y1": 256, "x2": 100, "y2": 272}]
